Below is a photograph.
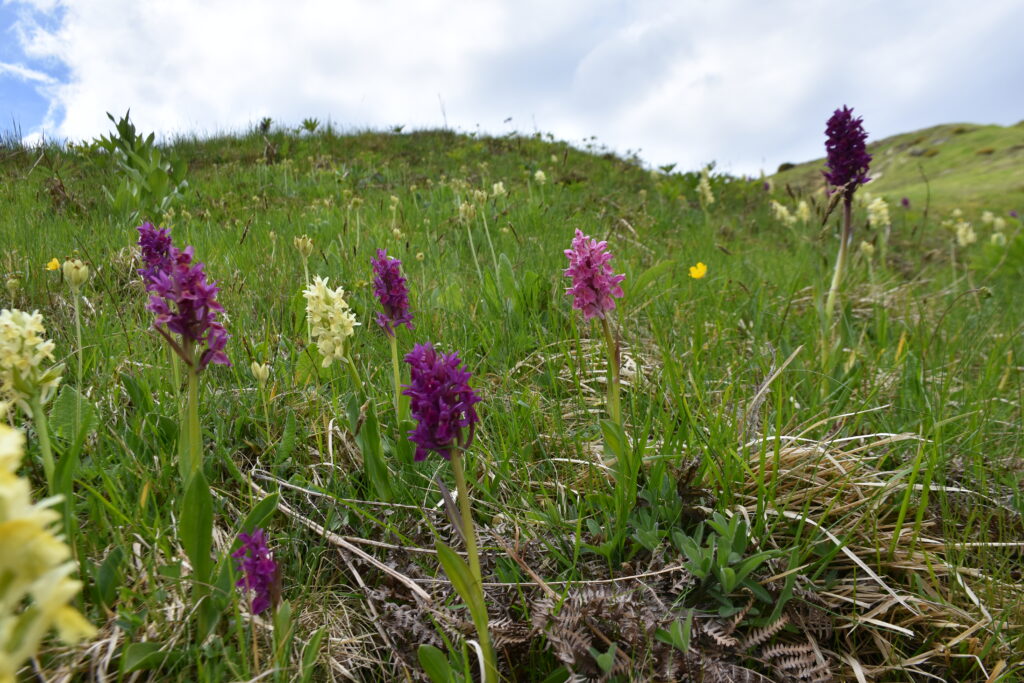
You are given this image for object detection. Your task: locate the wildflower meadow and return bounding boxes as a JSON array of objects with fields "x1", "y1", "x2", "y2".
[{"x1": 1, "y1": 111, "x2": 1023, "y2": 681}]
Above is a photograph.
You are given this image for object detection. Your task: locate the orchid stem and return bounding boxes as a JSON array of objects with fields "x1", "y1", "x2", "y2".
[
  {"x1": 451, "y1": 450, "x2": 497, "y2": 683},
  {"x1": 389, "y1": 334, "x2": 401, "y2": 416},
  {"x1": 186, "y1": 368, "x2": 201, "y2": 481},
  {"x1": 72, "y1": 291, "x2": 83, "y2": 436},
  {"x1": 600, "y1": 316, "x2": 622, "y2": 426}
]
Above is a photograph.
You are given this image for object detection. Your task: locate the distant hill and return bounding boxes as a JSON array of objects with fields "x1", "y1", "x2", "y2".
[{"x1": 771, "y1": 121, "x2": 1024, "y2": 215}]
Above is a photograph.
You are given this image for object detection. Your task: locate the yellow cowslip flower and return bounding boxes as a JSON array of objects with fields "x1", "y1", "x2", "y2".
[
  {"x1": 795, "y1": 200, "x2": 811, "y2": 224},
  {"x1": 62, "y1": 259, "x2": 89, "y2": 291},
  {"x1": 458, "y1": 201, "x2": 477, "y2": 224},
  {"x1": 294, "y1": 234, "x2": 314, "y2": 260},
  {"x1": 867, "y1": 197, "x2": 891, "y2": 229},
  {"x1": 770, "y1": 200, "x2": 796, "y2": 227},
  {"x1": 415, "y1": 252, "x2": 425, "y2": 261},
  {"x1": 0, "y1": 309, "x2": 63, "y2": 417},
  {"x1": 689, "y1": 262, "x2": 708, "y2": 279},
  {"x1": 954, "y1": 220, "x2": 976, "y2": 247},
  {"x1": 45, "y1": 258, "x2": 59, "y2": 271},
  {"x1": 303, "y1": 276, "x2": 359, "y2": 368},
  {"x1": 698, "y1": 166, "x2": 715, "y2": 206},
  {"x1": 250, "y1": 361, "x2": 270, "y2": 387},
  {"x1": 0, "y1": 424, "x2": 95, "y2": 682}
]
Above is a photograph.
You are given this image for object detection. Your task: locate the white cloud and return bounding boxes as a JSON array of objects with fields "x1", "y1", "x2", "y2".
[
  {"x1": 8, "y1": 0, "x2": 1024, "y2": 174},
  {"x1": 0, "y1": 60, "x2": 54, "y2": 83}
]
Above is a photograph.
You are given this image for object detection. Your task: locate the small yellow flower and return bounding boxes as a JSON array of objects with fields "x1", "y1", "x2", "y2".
[
  {"x1": 689, "y1": 262, "x2": 708, "y2": 279},
  {"x1": 416, "y1": 252, "x2": 425, "y2": 261},
  {"x1": 45, "y1": 258, "x2": 60, "y2": 271}
]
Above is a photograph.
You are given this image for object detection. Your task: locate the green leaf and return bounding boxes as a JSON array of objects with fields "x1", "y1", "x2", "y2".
[
  {"x1": 655, "y1": 610, "x2": 694, "y2": 652},
  {"x1": 435, "y1": 541, "x2": 487, "y2": 629},
  {"x1": 120, "y1": 372, "x2": 152, "y2": 411},
  {"x1": 537, "y1": 667, "x2": 571, "y2": 683},
  {"x1": 180, "y1": 472, "x2": 213, "y2": 583},
  {"x1": 240, "y1": 492, "x2": 279, "y2": 535},
  {"x1": 497, "y1": 253, "x2": 516, "y2": 300},
  {"x1": 301, "y1": 627, "x2": 327, "y2": 683},
  {"x1": 599, "y1": 419, "x2": 627, "y2": 460},
  {"x1": 347, "y1": 395, "x2": 393, "y2": 501},
  {"x1": 275, "y1": 410, "x2": 296, "y2": 464},
  {"x1": 48, "y1": 384, "x2": 98, "y2": 441},
  {"x1": 418, "y1": 644, "x2": 454, "y2": 683},
  {"x1": 122, "y1": 642, "x2": 184, "y2": 672},
  {"x1": 95, "y1": 546, "x2": 124, "y2": 609},
  {"x1": 588, "y1": 643, "x2": 617, "y2": 673},
  {"x1": 627, "y1": 260, "x2": 676, "y2": 301}
]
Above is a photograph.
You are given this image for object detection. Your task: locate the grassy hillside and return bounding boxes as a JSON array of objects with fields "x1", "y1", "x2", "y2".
[
  {"x1": 1, "y1": 121, "x2": 1023, "y2": 682},
  {"x1": 773, "y1": 121, "x2": 1024, "y2": 215}
]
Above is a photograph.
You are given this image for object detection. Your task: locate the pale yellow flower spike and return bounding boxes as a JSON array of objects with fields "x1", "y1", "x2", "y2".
[
  {"x1": 0, "y1": 424, "x2": 95, "y2": 682},
  {"x1": 689, "y1": 262, "x2": 708, "y2": 279}
]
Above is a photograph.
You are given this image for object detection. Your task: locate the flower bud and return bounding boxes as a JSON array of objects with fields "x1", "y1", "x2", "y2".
[{"x1": 62, "y1": 259, "x2": 89, "y2": 290}]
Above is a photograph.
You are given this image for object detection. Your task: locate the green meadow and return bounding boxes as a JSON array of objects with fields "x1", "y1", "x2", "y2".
[{"x1": 1, "y1": 119, "x2": 1022, "y2": 681}]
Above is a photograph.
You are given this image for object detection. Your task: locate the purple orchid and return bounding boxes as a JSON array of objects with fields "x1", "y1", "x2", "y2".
[
  {"x1": 137, "y1": 223, "x2": 230, "y2": 370},
  {"x1": 563, "y1": 229, "x2": 625, "y2": 320},
  {"x1": 823, "y1": 106, "x2": 871, "y2": 201},
  {"x1": 371, "y1": 249, "x2": 413, "y2": 336},
  {"x1": 232, "y1": 528, "x2": 280, "y2": 615},
  {"x1": 402, "y1": 343, "x2": 481, "y2": 462}
]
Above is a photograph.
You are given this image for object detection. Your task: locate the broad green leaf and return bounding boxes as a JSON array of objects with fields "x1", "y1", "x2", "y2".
[
  {"x1": 435, "y1": 541, "x2": 487, "y2": 629},
  {"x1": 301, "y1": 627, "x2": 327, "y2": 683},
  {"x1": 122, "y1": 642, "x2": 184, "y2": 672},
  {"x1": 418, "y1": 644, "x2": 454, "y2": 683},
  {"x1": 48, "y1": 384, "x2": 98, "y2": 442},
  {"x1": 180, "y1": 472, "x2": 213, "y2": 583},
  {"x1": 627, "y1": 260, "x2": 675, "y2": 301},
  {"x1": 240, "y1": 492, "x2": 280, "y2": 535},
  {"x1": 599, "y1": 419, "x2": 627, "y2": 460},
  {"x1": 275, "y1": 410, "x2": 296, "y2": 463}
]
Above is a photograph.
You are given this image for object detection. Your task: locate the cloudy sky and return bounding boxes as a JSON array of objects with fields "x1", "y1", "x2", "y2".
[{"x1": 2, "y1": 0, "x2": 1022, "y2": 175}]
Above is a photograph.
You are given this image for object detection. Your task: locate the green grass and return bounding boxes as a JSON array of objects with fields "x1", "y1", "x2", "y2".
[
  {"x1": 1, "y1": 122, "x2": 1023, "y2": 681},
  {"x1": 773, "y1": 120, "x2": 1024, "y2": 215}
]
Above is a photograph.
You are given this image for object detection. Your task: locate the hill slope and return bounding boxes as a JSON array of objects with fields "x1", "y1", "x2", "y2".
[{"x1": 772, "y1": 121, "x2": 1024, "y2": 214}]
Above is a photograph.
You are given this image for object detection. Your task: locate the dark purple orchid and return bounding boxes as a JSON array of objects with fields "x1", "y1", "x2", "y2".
[
  {"x1": 137, "y1": 223, "x2": 230, "y2": 370},
  {"x1": 371, "y1": 249, "x2": 414, "y2": 336},
  {"x1": 901, "y1": 197, "x2": 910, "y2": 209},
  {"x1": 823, "y1": 106, "x2": 871, "y2": 200},
  {"x1": 1011, "y1": 210, "x2": 1019, "y2": 219},
  {"x1": 402, "y1": 343, "x2": 481, "y2": 462},
  {"x1": 232, "y1": 528, "x2": 280, "y2": 615}
]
